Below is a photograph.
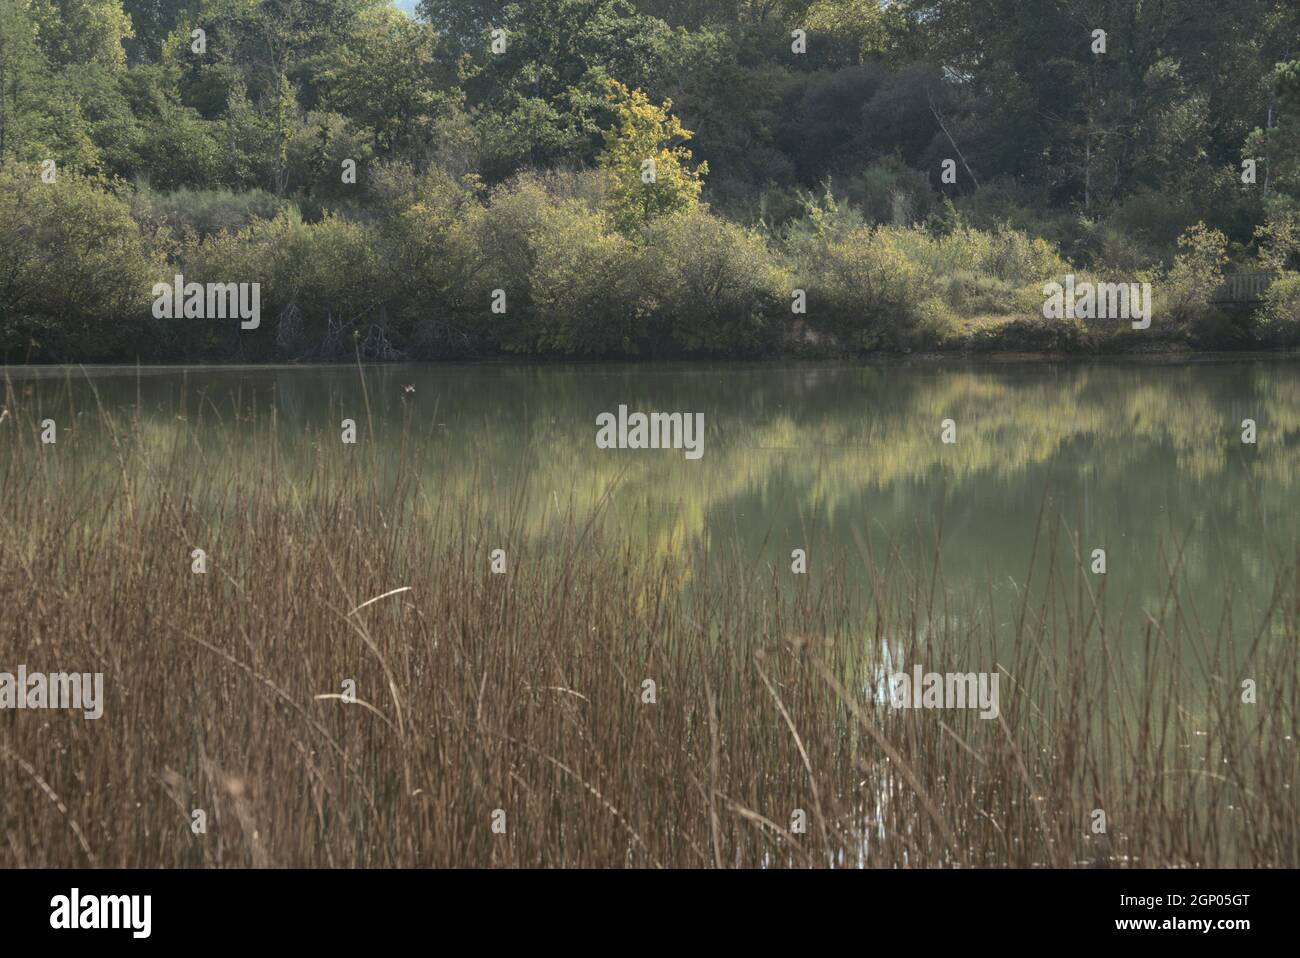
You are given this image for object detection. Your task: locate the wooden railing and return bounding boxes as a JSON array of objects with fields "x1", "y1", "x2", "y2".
[{"x1": 1210, "y1": 271, "x2": 1275, "y2": 304}]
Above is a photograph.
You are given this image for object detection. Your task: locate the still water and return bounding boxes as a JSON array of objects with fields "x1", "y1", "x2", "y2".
[{"x1": 5, "y1": 359, "x2": 1297, "y2": 644}]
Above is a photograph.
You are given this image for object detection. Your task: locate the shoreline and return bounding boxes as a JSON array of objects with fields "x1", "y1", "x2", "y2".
[{"x1": 3, "y1": 348, "x2": 1299, "y2": 373}]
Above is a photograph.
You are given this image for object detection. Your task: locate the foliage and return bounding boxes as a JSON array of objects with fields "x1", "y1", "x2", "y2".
[
  {"x1": 0, "y1": 165, "x2": 159, "y2": 360},
  {"x1": 640, "y1": 209, "x2": 788, "y2": 354},
  {"x1": 1, "y1": 0, "x2": 1298, "y2": 361},
  {"x1": 1256, "y1": 272, "x2": 1300, "y2": 346},
  {"x1": 598, "y1": 80, "x2": 706, "y2": 234},
  {"x1": 1161, "y1": 222, "x2": 1229, "y2": 323}
]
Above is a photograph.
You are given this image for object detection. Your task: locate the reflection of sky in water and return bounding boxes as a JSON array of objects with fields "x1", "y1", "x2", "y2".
[{"x1": 7, "y1": 360, "x2": 1297, "y2": 650}]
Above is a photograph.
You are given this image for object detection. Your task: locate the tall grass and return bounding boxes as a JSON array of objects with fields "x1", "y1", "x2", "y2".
[{"x1": 0, "y1": 380, "x2": 1294, "y2": 868}]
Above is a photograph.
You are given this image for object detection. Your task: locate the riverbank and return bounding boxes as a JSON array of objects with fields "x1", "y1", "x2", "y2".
[
  {"x1": 6, "y1": 164, "x2": 1300, "y2": 366},
  {"x1": 5, "y1": 341, "x2": 1299, "y2": 368}
]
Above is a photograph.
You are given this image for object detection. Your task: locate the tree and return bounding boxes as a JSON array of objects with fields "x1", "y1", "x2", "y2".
[
  {"x1": 317, "y1": 5, "x2": 461, "y2": 165},
  {"x1": 120, "y1": 0, "x2": 191, "y2": 61},
  {"x1": 421, "y1": 0, "x2": 682, "y2": 172},
  {"x1": 0, "y1": 0, "x2": 46, "y2": 160},
  {"x1": 1247, "y1": 59, "x2": 1300, "y2": 199},
  {"x1": 30, "y1": 0, "x2": 134, "y2": 68},
  {"x1": 598, "y1": 80, "x2": 706, "y2": 232}
]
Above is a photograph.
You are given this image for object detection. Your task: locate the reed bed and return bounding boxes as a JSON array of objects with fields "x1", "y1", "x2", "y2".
[{"x1": 0, "y1": 381, "x2": 1294, "y2": 868}]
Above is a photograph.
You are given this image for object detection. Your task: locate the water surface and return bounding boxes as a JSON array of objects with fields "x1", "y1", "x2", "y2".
[{"x1": 6, "y1": 359, "x2": 1296, "y2": 649}]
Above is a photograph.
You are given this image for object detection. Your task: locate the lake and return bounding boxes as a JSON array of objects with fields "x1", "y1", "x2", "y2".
[{"x1": 5, "y1": 358, "x2": 1296, "y2": 655}]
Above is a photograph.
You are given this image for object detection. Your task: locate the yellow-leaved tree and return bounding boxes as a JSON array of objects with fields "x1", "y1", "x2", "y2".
[{"x1": 598, "y1": 80, "x2": 707, "y2": 235}]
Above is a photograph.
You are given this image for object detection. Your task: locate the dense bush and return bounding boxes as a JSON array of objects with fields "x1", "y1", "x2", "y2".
[
  {"x1": 0, "y1": 166, "x2": 159, "y2": 360},
  {"x1": 1160, "y1": 223, "x2": 1230, "y2": 323},
  {"x1": 134, "y1": 186, "x2": 287, "y2": 239},
  {"x1": 785, "y1": 200, "x2": 1064, "y2": 349},
  {"x1": 1, "y1": 157, "x2": 1294, "y2": 364},
  {"x1": 1257, "y1": 273, "x2": 1300, "y2": 346},
  {"x1": 370, "y1": 165, "x2": 485, "y2": 358},
  {"x1": 1149, "y1": 222, "x2": 1257, "y2": 348},
  {"x1": 1, "y1": 0, "x2": 1296, "y2": 364},
  {"x1": 523, "y1": 202, "x2": 644, "y2": 355},
  {"x1": 640, "y1": 211, "x2": 790, "y2": 355},
  {"x1": 172, "y1": 210, "x2": 384, "y2": 359},
  {"x1": 803, "y1": 226, "x2": 948, "y2": 349}
]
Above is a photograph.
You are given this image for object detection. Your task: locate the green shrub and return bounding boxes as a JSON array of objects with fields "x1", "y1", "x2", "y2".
[
  {"x1": 371, "y1": 165, "x2": 483, "y2": 358},
  {"x1": 807, "y1": 226, "x2": 941, "y2": 350},
  {"x1": 1256, "y1": 272, "x2": 1300, "y2": 346},
  {"x1": 515, "y1": 191, "x2": 645, "y2": 356},
  {"x1": 0, "y1": 165, "x2": 160, "y2": 361},
  {"x1": 1255, "y1": 209, "x2": 1300, "y2": 273},
  {"x1": 640, "y1": 210, "x2": 790, "y2": 356},
  {"x1": 282, "y1": 112, "x2": 374, "y2": 201},
  {"x1": 840, "y1": 158, "x2": 936, "y2": 226},
  {"x1": 792, "y1": 219, "x2": 1059, "y2": 349},
  {"x1": 134, "y1": 186, "x2": 287, "y2": 239},
  {"x1": 962, "y1": 316, "x2": 1090, "y2": 353},
  {"x1": 171, "y1": 210, "x2": 383, "y2": 359},
  {"x1": 1158, "y1": 222, "x2": 1229, "y2": 324},
  {"x1": 942, "y1": 271, "x2": 1022, "y2": 316}
]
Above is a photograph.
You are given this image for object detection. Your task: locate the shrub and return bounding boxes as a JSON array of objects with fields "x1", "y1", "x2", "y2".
[
  {"x1": 371, "y1": 165, "x2": 483, "y2": 358},
  {"x1": 282, "y1": 111, "x2": 374, "y2": 201},
  {"x1": 384, "y1": 172, "x2": 639, "y2": 358},
  {"x1": 1256, "y1": 272, "x2": 1300, "y2": 346},
  {"x1": 962, "y1": 315, "x2": 1090, "y2": 352},
  {"x1": 171, "y1": 210, "x2": 383, "y2": 359},
  {"x1": 840, "y1": 158, "x2": 936, "y2": 226},
  {"x1": 134, "y1": 186, "x2": 287, "y2": 239},
  {"x1": 456, "y1": 176, "x2": 568, "y2": 352},
  {"x1": 942, "y1": 271, "x2": 1022, "y2": 316},
  {"x1": 807, "y1": 226, "x2": 940, "y2": 350},
  {"x1": 793, "y1": 217, "x2": 1059, "y2": 349},
  {"x1": 640, "y1": 210, "x2": 790, "y2": 356},
  {"x1": 0, "y1": 165, "x2": 160, "y2": 361},
  {"x1": 525, "y1": 207, "x2": 644, "y2": 356},
  {"x1": 1255, "y1": 208, "x2": 1300, "y2": 273},
  {"x1": 1159, "y1": 222, "x2": 1229, "y2": 323}
]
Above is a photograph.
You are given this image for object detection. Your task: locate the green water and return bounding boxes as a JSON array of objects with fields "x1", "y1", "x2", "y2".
[{"x1": 5, "y1": 359, "x2": 1297, "y2": 641}]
